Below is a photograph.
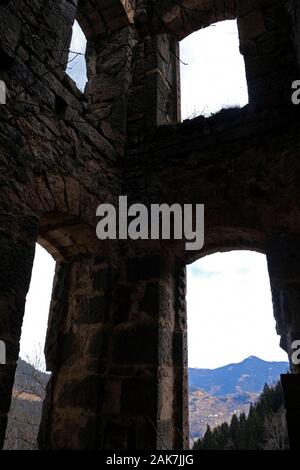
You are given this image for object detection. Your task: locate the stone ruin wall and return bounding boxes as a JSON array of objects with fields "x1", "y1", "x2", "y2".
[{"x1": 0, "y1": 0, "x2": 300, "y2": 449}]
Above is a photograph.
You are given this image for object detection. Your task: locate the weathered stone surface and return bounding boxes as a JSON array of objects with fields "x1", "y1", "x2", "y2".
[
  {"x1": 112, "y1": 323, "x2": 159, "y2": 364},
  {"x1": 57, "y1": 375, "x2": 104, "y2": 409},
  {"x1": 281, "y1": 374, "x2": 300, "y2": 450},
  {"x1": 0, "y1": 0, "x2": 299, "y2": 452},
  {"x1": 127, "y1": 255, "x2": 161, "y2": 281},
  {"x1": 238, "y1": 11, "x2": 266, "y2": 43},
  {"x1": 121, "y1": 377, "x2": 158, "y2": 415}
]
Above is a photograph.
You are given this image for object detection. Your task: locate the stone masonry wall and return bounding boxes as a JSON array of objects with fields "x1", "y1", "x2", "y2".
[{"x1": 0, "y1": 0, "x2": 300, "y2": 450}]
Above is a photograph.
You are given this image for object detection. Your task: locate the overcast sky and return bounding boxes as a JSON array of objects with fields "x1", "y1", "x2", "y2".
[
  {"x1": 180, "y1": 20, "x2": 248, "y2": 118},
  {"x1": 19, "y1": 20, "x2": 288, "y2": 369}
]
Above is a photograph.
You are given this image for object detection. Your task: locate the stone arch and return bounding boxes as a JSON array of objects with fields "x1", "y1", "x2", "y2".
[
  {"x1": 151, "y1": 0, "x2": 297, "y2": 111},
  {"x1": 185, "y1": 226, "x2": 299, "y2": 367},
  {"x1": 185, "y1": 229, "x2": 300, "y2": 451},
  {"x1": 76, "y1": 0, "x2": 134, "y2": 40},
  {"x1": 1, "y1": 0, "x2": 300, "y2": 451},
  {"x1": 154, "y1": 0, "x2": 236, "y2": 40},
  {"x1": 185, "y1": 226, "x2": 265, "y2": 265},
  {"x1": 186, "y1": 245, "x2": 287, "y2": 442},
  {"x1": 0, "y1": 166, "x2": 116, "y2": 448},
  {"x1": 38, "y1": 211, "x2": 103, "y2": 262}
]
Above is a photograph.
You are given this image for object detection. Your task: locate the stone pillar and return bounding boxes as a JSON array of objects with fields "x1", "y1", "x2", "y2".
[
  {"x1": 237, "y1": 0, "x2": 297, "y2": 108},
  {"x1": 103, "y1": 247, "x2": 188, "y2": 450},
  {"x1": 127, "y1": 33, "x2": 180, "y2": 143},
  {"x1": 266, "y1": 233, "x2": 300, "y2": 449},
  {"x1": 85, "y1": 26, "x2": 136, "y2": 155},
  {"x1": 0, "y1": 214, "x2": 37, "y2": 449},
  {"x1": 39, "y1": 245, "x2": 188, "y2": 450},
  {"x1": 281, "y1": 373, "x2": 300, "y2": 449},
  {"x1": 287, "y1": 0, "x2": 300, "y2": 69},
  {"x1": 38, "y1": 254, "x2": 115, "y2": 449}
]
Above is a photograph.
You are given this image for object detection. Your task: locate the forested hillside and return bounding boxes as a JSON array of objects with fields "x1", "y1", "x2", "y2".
[{"x1": 193, "y1": 381, "x2": 289, "y2": 450}]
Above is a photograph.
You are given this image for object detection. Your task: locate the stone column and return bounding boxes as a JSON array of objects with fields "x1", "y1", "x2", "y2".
[
  {"x1": 281, "y1": 373, "x2": 300, "y2": 449},
  {"x1": 38, "y1": 254, "x2": 116, "y2": 449},
  {"x1": 102, "y1": 247, "x2": 188, "y2": 450},
  {"x1": 237, "y1": 0, "x2": 297, "y2": 108},
  {"x1": 127, "y1": 33, "x2": 180, "y2": 142},
  {"x1": 0, "y1": 214, "x2": 37, "y2": 449},
  {"x1": 266, "y1": 233, "x2": 300, "y2": 449},
  {"x1": 85, "y1": 26, "x2": 136, "y2": 156},
  {"x1": 39, "y1": 245, "x2": 188, "y2": 450}
]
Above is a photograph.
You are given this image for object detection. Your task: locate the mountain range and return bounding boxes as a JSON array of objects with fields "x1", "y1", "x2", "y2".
[
  {"x1": 4, "y1": 356, "x2": 290, "y2": 448},
  {"x1": 189, "y1": 356, "x2": 289, "y2": 396},
  {"x1": 188, "y1": 356, "x2": 289, "y2": 441}
]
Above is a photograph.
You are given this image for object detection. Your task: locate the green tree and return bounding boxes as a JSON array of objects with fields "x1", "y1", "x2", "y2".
[
  {"x1": 193, "y1": 380, "x2": 288, "y2": 450},
  {"x1": 199, "y1": 425, "x2": 218, "y2": 450},
  {"x1": 216, "y1": 422, "x2": 230, "y2": 449},
  {"x1": 229, "y1": 413, "x2": 239, "y2": 449}
]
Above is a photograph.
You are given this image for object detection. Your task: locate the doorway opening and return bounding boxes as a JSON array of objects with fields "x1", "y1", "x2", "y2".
[
  {"x1": 187, "y1": 251, "x2": 289, "y2": 449},
  {"x1": 4, "y1": 245, "x2": 55, "y2": 450}
]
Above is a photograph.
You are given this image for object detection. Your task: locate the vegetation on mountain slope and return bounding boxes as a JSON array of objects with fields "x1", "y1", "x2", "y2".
[{"x1": 193, "y1": 381, "x2": 289, "y2": 450}]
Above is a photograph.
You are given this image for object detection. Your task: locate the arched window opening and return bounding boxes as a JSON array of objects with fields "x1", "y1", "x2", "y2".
[
  {"x1": 4, "y1": 245, "x2": 55, "y2": 450},
  {"x1": 66, "y1": 20, "x2": 88, "y2": 92},
  {"x1": 187, "y1": 251, "x2": 289, "y2": 450},
  {"x1": 180, "y1": 20, "x2": 248, "y2": 120}
]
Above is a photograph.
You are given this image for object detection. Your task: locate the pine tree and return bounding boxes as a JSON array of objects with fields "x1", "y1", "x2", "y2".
[
  {"x1": 229, "y1": 413, "x2": 239, "y2": 449},
  {"x1": 237, "y1": 412, "x2": 247, "y2": 449},
  {"x1": 216, "y1": 422, "x2": 230, "y2": 449},
  {"x1": 200, "y1": 425, "x2": 217, "y2": 449},
  {"x1": 193, "y1": 380, "x2": 287, "y2": 450}
]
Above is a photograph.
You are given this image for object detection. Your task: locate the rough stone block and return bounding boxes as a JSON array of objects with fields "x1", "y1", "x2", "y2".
[{"x1": 238, "y1": 11, "x2": 266, "y2": 43}]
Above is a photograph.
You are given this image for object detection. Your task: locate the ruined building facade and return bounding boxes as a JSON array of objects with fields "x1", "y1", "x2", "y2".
[{"x1": 1, "y1": 0, "x2": 300, "y2": 449}]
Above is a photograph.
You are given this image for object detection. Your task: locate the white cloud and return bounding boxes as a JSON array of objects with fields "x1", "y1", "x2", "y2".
[
  {"x1": 20, "y1": 245, "x2": 55, "y2": 369},
  {"x1": 180, "y1": 20, "x2": 248, "y2": 119},
  {"x1": 69, "y1": 21, "x2": 87, "y2": 54},
  {"x1": 187, "y1": 251, "x2": 288, "y2": 368},
  {"x1": 66, "y1": 21, "x2": 87, "y2": 91}
]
